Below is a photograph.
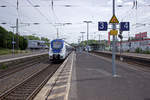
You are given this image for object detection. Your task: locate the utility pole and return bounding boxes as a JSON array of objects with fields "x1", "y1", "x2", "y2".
[
  {"x1": 83, "y1": 21, "x2": 92, "y2": 53},
  {"x1": 81, "y1": 33, "x2": 84, "y2": 42},
  {"x1": 16, "y1": 0, "x2": 19, "y2": 49},
  {"x1": 112, "y1": 0, "x2": 117, "y2": 77},
  {"x1": 57, "y1": 28, "x2": 59, "y2": 39},
  {"x1": 99, "y1": 34, "x2": 101, "y2": 43},
  {"x1": 11, "y1": 26, "x2": 16, "y2": 55}
]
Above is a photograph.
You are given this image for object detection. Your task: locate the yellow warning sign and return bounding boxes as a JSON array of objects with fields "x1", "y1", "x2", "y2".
[
  {"x1": 109, "y1": 15, "x2": 119, "y2": 24},
  {"x1": 110, "y1": 30, "x2": 118, "y2": 35}
]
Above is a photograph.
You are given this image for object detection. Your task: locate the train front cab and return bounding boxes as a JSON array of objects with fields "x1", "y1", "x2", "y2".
[{"x1": 49, "y1": 39, "x2": 65, "y2": 62}]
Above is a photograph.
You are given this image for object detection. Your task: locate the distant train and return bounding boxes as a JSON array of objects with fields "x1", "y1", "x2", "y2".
[
  {"x1": 49, "y1": 39, "x2": 73, "y2": 61},
  {"x1": 28, "y1": 40, "x2": 48, "y2": 49}
]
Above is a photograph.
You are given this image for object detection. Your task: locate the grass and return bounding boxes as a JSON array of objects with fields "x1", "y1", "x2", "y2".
[
  {"x1": 0, "y1": 48, "x2": 30, "y2": 55},
  {"x1": 0, "y1": 64, "x2": 8, "y2": 69},
  {"x1": 0, "y1": 48, "x2": 12, "y2": 55}
]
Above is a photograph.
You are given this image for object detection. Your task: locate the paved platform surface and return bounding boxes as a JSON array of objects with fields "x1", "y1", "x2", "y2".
[{"x1": 69, "y1": 52, "x2": 150, "y2": 100}]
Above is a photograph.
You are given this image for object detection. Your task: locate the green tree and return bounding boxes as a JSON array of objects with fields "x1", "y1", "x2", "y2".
[
  {"x1": 0, "y1": 26, "x2": 27, "y2": 50},
  {"x1": 24, "y1": 35, "x2": 40, "y2": 40},
  {"x1": 41, "y1": 37, "x2": 49, "y2": 42},
  {"x1": 0, "y1": 26, "x2": 8, "y2": 48}
]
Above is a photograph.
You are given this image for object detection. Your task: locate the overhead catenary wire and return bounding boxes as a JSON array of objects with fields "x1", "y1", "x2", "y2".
[
  {"x1": 33, "y1": 0, "x2": 58, "y2": 25},
  {"x1": 26, "y1": 0, "x2": 56, "y2": 29},
  {"x1": 50, "y1": 0, "x2": 61, "y2": 24},
  {"x1": 0, "y1": 0, "x2": 16, "y2": 7}
]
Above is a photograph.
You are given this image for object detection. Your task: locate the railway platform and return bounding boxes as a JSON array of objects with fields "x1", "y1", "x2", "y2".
[
  {"x1": 69, "y1": 52, "x2": 150, "y2": 100},
  {"x1": 35, "y1": 52, "x2": 150, "y2": 100},
  {"x1": 0, "y1": 51, "x2": 48, "y2": 64},
  {"x1": 0, "y1": 50, "x2": 47, "y2": 61}
]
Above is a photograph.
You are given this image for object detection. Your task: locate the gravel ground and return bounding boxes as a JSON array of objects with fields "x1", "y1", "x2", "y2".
[{"x1": 0, "y1": 59, "x2": 50, "y2": 95}]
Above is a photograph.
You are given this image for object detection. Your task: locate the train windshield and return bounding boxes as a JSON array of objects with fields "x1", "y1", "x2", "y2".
[{"x1": 52, "y1": 41, "x2": 63, "y2": 49}]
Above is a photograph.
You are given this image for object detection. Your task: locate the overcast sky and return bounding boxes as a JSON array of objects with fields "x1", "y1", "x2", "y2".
[{"x1": 0, "y1": 0, "x2": 150, "y2": 43}]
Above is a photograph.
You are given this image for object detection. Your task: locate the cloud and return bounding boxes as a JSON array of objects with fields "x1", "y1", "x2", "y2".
[{"x1": 0, "y1": 0, "x2": 150, "y2": 43}]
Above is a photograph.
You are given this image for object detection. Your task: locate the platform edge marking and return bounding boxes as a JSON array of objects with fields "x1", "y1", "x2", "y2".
[{"x1": 64, "y1": 52, "x2": 75, "y2": 100}]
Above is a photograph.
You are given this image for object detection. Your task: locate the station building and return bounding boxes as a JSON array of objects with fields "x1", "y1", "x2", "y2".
[{"x1": 117, "y1": 32, "x2": 150, "y2": 52}]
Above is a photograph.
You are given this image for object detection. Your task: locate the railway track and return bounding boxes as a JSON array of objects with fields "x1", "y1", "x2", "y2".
[
  {"x1": 0, "y1": 56, "x2": 47, "y2": 79},
  {"x1": 0, "y1": 63, "x2": 62, "y2": 100}
]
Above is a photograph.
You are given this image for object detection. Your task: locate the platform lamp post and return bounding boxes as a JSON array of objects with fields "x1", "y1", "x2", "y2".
[
  {"x1": 80, "y1": 32, "x2": 85, "y2": 51},
  {"x1": 83, "y1": 21, "x2": 92, "y2": 53}
]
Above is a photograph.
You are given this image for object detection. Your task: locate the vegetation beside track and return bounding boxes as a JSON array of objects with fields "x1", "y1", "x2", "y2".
[
  {"x1": 0, "y1": 26, "x2": 27, "y2": 50},
  {"x1": 0, "y1": 48, "x2": 30, "y2": 55}
]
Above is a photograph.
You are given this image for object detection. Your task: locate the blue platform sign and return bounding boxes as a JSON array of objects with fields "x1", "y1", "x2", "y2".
[
  {"x1": 98, "y1": 22, "x2": 108, "y2": 31},
  {"x1": 120, "y1": 22, "x2": 130, "y2": 31}
]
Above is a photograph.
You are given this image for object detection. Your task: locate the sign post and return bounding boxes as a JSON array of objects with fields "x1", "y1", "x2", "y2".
[
  {"x1": 98, "y1": 0, "x2": 129, "y2": 77},
  {"x1": 109, "y1": 0, "x2": 119, "y2": 77}
]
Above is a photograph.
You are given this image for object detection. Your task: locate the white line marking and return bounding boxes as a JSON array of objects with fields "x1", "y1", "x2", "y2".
[
  {"x1": 65, "y1": 52, "x2": 74, "y2": 100},
  {"x1": 56, "y1": 79, "x2": 68, "y2": 83},
  {"x1": 59, "y1": 76, "x2": 69, "y2": 79},
  {"x1": 53, "y1": 85, "x2": 66, "y2": 90},
  {"x1": 47, "y1": 92, "x2": 65, "y2": 99}
]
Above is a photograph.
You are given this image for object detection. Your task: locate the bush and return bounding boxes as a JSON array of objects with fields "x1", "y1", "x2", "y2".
[
  {"x1": 135, "y1": 48, "x2": 142, "y2": 53},
  {"x1": 143, "y1": 50, "x2": 150, "y2": 54}
]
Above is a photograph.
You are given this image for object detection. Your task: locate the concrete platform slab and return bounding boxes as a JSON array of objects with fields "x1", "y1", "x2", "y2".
[{"x1": 68, "y1": 52, "x2": 150, "y2": 100}]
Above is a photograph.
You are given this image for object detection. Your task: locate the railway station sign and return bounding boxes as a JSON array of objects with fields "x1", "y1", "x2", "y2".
[
  {"x1": 120, "y1": 22, "x2": 130, "y2": 31},
  {"x1": 110, "y1": 30, "x2": 118, "y2": 35},
  {"x1": 12, "y1": 41, "x2": 16, "y2": 44},
  {"x1": 98, "y1": 22, "x2": 108, "y2": 31},
  {"x1": 109, "y1": 15, "x2": 119, "y2": 24}
]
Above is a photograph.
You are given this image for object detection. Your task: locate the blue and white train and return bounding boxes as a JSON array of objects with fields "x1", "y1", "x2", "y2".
[{"x1": 49, "y1": 39, "x2": 73, "y2": 61}]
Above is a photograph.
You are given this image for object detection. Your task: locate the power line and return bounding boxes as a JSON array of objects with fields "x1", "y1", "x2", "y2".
[
  {"x1": 50, "y1": 0, "x2": 61, "y2": 23},
  {"x1": 0, "y1": 0, "x2": 16, "y2": 7},
  {"x1": 33, "y1": 0, "x2": 57, "y2": 24},
  {"x1": 26, "y1": 0, "x2": 56, "y2": 29},
  {"x1": 35, "y1": 0, "x2": 61, "y2": 25}
]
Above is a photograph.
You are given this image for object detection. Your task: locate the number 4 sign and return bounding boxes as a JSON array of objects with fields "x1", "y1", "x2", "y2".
[
  {"x1": 98, "y1": 22, "x2": 108, "y2": 31},
  {"x1": 120, "y1": 22, "x2": 130, "y2": 31}
]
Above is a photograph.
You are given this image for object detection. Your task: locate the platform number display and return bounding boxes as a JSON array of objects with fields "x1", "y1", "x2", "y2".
[
  {"x1": 98, "y1": 22, "x2": 108, "y2": 31},
  {"x1": 120, "y1": 22, "x2": 130, "y2": 31}
]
